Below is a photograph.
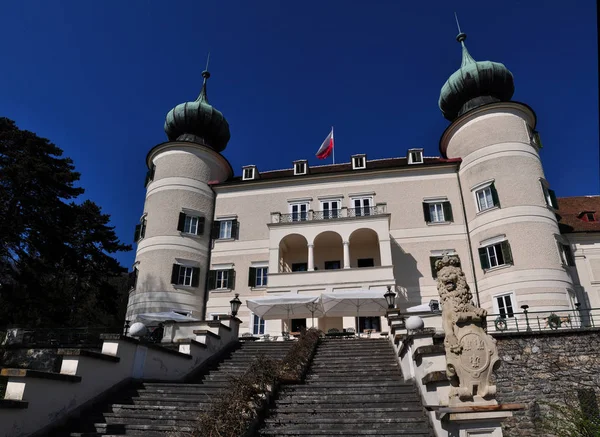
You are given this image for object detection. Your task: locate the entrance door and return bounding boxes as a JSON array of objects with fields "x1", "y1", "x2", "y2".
[
  {"x1": 291, "y1": 318, "x2": 307, "y2": 333},
  {"x1": 357, "y1": 316, "x2": 381, "y2": 332}
]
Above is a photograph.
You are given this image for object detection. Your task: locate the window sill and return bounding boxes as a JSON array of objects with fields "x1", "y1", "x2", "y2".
[
  {"x1": 476, "y1": 206, "x2": 500, "y2": 216},
  {"x1": 210, "y1": 288, "x2": 232, "y2": 293},
  {"x1": 173, "y1": 284, "x2": 198, "y2": 290},
  {"x1": 214, "y1": 238, "x2": 235, "y2": 242},
  {"x1": 180, "y1": 232, "x2": 204, "y2": 239},
  {"x1": 251, "y1": 287, "x2": 268, "y2": 291},
  {"x1": 483, "y1": 263, "x2": 513, "y2": 274},
  {"x1": 426, "y1": 221, "x2": 453, "y2": 226}
]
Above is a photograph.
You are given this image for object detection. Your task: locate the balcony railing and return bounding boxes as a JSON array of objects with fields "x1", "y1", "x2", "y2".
[
  {"x1": 485, "y1": 306, "x2": 600, "y2": 334},
  {"x1": 271, "y1": 204, "x2": 387, "y2": 224}
]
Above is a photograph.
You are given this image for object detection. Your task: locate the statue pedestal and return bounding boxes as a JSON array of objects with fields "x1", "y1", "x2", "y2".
[{"x1": 438, "y1": 402, "x2": 525, "y2": 437}]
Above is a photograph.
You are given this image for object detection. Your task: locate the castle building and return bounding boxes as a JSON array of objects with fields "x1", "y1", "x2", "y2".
[{"x1": 126, "y1": 33, "x2": 598, "y2": 335}]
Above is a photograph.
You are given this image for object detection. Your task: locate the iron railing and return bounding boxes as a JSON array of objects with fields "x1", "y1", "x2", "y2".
[
  {"x1": 273, "y1": 204, "x2": 387, "y2": 224},
  {"x1": 2, "y1": 326, "x2": 121, "y2": 348},
  {"x1": 485, "y1": 306, "x2": 600, "y2": 334}
]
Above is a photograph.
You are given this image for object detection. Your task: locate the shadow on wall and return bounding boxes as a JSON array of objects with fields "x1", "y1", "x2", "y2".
[{"x1": 390, "y1": 238, "x2": 424, "y2": 309}]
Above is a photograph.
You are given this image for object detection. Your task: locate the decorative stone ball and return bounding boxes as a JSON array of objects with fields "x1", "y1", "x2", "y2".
[
  {"x1": 405, "y1": 316, "x2": 425, "y2": 331},
  {"x1": 129, "y1": 322, "x2": 147, "y2": 337}
]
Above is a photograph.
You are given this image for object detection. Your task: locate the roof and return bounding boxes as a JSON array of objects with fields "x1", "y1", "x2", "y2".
[
  {"x1": 212, "y1": 156, "x2": 461, "y2": 186},
  {"x1": 557, "y1": 196, "x2": 600, "y2": 234}
]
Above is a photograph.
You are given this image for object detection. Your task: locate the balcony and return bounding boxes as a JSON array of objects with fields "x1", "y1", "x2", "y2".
[{"x1": 270, "y1": 204, "x2": 387, "y2": 224}]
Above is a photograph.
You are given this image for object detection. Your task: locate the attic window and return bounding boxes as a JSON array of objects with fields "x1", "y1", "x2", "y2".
[
  {"x1": 352, "y1": 154, "x2": 366, "y2": 170},
  {"x1": 408, "y1": 149, "x2": 423, "y2": 164},
  {"x1": 294, "y1": 160, "x2": 307, "y2": 175},
  {"x1": 580, "y1": 211, "x2": 597, "y2": 222},
  {"x1": 242, "y1": 166, "x2": 256, "y2": 181}
]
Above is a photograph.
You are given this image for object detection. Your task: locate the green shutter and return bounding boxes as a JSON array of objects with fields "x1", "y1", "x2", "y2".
[
  {"x1": 128, "y1": 268, "x2": 138, "y2": 289},
  {"x1": 430, "y1": 257, "x2": 439, "y2": 278},
  {"x1": 501, "y1": 241, "x2": 513, "y2": 265},
  {"x1": 443, "y1": 201, "x2": 453, "y2": 222},
  {"x1": 490, "y1": 183, "x2": 500, "y2": 207},
  {"x1": 171, "y1": 264, "x2": 180, "y2": 284},
  {"x1": 140, "y1": 219, "x2": 146, "y2": 239},
  {"x1": 207, "y1": 270, "x2": 216, "y2": 290},
  {"x1": 177, "y1": 212, "x2": 186, "y2": 232},
  {"x1": 133, "y1": 224, "x2": 141, "y2": 242},
  {"x1": 422, "y1": 203, "x2": 431, "y2": 223},
  {"x1": 211, "y1": 221, "x2": 221, "y2": 239},
  {"x1": 533, "y1": 131, "x2": 543, "y2": 149},
  {"x1": 191, "y1": 267, "x2": 200, "y2": 287},
  {"x1": 248, "y1": 267, "x2": 257, "y2": 287},
  {"x1": 197, "y1": 217, "x2": 205, "y2": 235},
  {"x1": 549, "y1": 189, "x2": 558, "y2": 210},
  {"x1": 478, "y1": 247, "x2": 490, "y2": 270},
  {"x1": 231, "y1": 220, "x2": 240, "y2": 240},
  {"x1": 229, "y1": 269, "x2": 236, "y2": 290}
]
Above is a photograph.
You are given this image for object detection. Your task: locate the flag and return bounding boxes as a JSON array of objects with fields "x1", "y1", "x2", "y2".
[{"x1": 316, "y1": 128, "x2": 334, "y2": 160}]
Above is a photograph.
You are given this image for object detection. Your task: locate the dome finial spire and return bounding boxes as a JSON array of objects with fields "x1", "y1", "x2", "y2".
[
  {"x1": 197, "y1": 52, "x2": 211, "y2": 103},
  {"x1": 454, "y1": 13, "x2": 475, "y2": 67}
]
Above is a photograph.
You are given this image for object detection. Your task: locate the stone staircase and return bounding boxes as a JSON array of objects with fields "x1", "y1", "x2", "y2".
[
  {"x1": 51, "y1": 340, "x2": 292, "y2": 436},
  {"x1": 259, "y1": 338, "x2": 433, "y2": 437}
]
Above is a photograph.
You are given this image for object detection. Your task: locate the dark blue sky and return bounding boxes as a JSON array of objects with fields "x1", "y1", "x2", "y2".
[{"x1": 1, "y1": 1, "x2": 598, "y2": 267}]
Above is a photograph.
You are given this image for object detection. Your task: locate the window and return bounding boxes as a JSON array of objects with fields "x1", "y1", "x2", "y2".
[
  {"x1": 423, "y1": 201, "x2": 453, "y2": 223},
  {"x1": 208, "y1": 269, "x2": 235, "y2": 290},
  {"x1": 474, "y1": 182, "x2": 500, "y2": 212},
  {"x1": 559, "y1": 243, "x2": 575, "y2": 266},
  {"x1": 133, "y1": 216, "x2": 147, "y2": 242},
  {"x1": 357, "y1": 317, "x2": 381, "y2": 332},
  {"x1": 291, "y1": 262, "x2": 308, "y2": 272},
  {"x1": 291, "y1": 319, "x2": 307, "y2": 332},
  {"x1": 211, "y1": 313, "x2": 227, "y2": 321},
  {"x1": 357, "y1": 258, "x2": 374, "y2": 268},
  {"x1": 579, "y1": 211, "x2": 597, "y2": 222},
  {"x1": 248, "y1": 266, "x2": 268, "y2": 287},
  {"x1": 144, "y1": 164, "x2": 156, "y2": 187},
  {"x1": 494, "y1": 293, "x2": 515, "y2": 318},
  {"x1": 540, "y1": 181, "x2": 558, "y2": 209},
  {"x1": 429, "y1": 253, "x2": 459, "y2": 278},
  {"x1": 321, "y1": 200, "x2": 340, "y2": 219},
  {"x1": 408, "y1": 149, "x2": 423, "y2": 164},
  {"x1": 478, "y1": 240, "x2": 513, "y2": 270},
  {"x1": 211, "y1": 219, "x2": 239, "y2": 240},
  {"x1": 171, "y1": 264, "x2": 200, "y2": 287},
  {"x1": 352, "y1": 154, "x2": 366, "y2": 170},
  {"x1": 324, "y1": 260, "x2": 341, "y2": 270},
  {"x1": 289, "y1": 203, "x2": 309, "y2": 222},
  {"x1": 294, "y1": 161, "x2": 307, "y2": 175},
  {"x1": 352, "y1": 197, "x2": 372, "y2": 216},
  {"x1": 530, "y1": 129, "x2": 543, "y2": 149},
  {"x1": 242, "y1": 166, "x2": 256, "y2": 180},
  {"x1": 177, "y1": 213, "x2": 205, "y2": 236},
  {"x1": 128, "y1": 266, "x2": 138, "y2": 289},
  {"x1": 252, "y1": 314, "x2": 265, "y2": 335}
]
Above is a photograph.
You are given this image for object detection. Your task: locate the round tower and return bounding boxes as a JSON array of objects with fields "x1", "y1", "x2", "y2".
[
  {"x1": 439, "y1": 33, "x2": 575, "y2": 315},
  {"x1": 127, "y1": 70, "x2": 233, "y2": 321}
]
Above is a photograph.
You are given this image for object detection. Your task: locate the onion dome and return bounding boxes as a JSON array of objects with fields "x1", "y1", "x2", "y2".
[
  {"x1": 164, "y1": 70, "x2": 231, "y2": 152},
  {"x1": 439, "y1": 33, "x2": 515, "y2": 121}
]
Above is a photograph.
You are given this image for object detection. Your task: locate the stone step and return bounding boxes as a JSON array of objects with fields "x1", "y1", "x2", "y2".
[
  {"x1": 135, "y1": 386, "x2": 222, "y2": 395},
  {"x1": 101, "y1": 413, "x2": 199, "y2": 426},
  {"x1": 281, "y1": 381, "x2": 413, "y2": 389},
  {"x1": 259, "y1": 426, "x2": 431, "y2": 435},
  {"x1": 262, "y1": 422, "x2": 427, "y2": 431},
  {"x1": 110, "y1": 404, "x2": 206, "y2": 414},
  {"x1": 309, "y1": 364, "x2": 398, "y2": 370},
  {"x1": 130, "y1": 397, "x2": 211, "y2": 407},
  {"x1": 93, "y1": 423, "x2": 194, "y2": 436},
  {"x1": 264, "y1": 416, "x2": 427, "y2": 425},
  {"x1": 134, "y1": 392, "x2": 215, "y2": 400},
  {"x1": 271, "y1": 406, "x2": 425, "y2": 414},
  {"x1": 277, "y1": 394, "x2": 422, "y2": 403},
  {"x1": 280, "y1": 386, "x2": 417, "y2": 395},
  {"x1": 305, "y1": 376, "x2": 404, "y2": 383},
  {"x1": 307, "y1": 368, "x2": 400, "y2": 375},
  {"x1": 275, "y1": 398, "x2": 422, "y2": 406}
]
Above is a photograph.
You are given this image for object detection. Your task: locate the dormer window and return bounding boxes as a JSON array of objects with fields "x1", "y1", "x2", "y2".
[
  {"x1": 242, "y1": 165, "x2": 257, "y2": 181},
  {"x1": 408, "y1": 149, "x2": 423, "y2": 164},
  {"x1": 294, "y1": 160, "x2": 307, "y2": 175},
  {"x1": 579, "y1": 211, "x2": 597, "y2": 222},
  {"x1": 352, "y1": 154, "x2": 366, "y2": 170}
]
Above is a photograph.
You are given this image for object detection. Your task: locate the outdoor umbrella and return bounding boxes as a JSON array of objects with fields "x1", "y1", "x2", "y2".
[
  {"x1": 320, "y1": 290, "x2": 389, "y2": 336},
  {"x1": 136, "y1": 311, "x2": 200, "y2": 323},
  {"x1": 246, "y1": 295, "x2": 324, "y2": 332}
]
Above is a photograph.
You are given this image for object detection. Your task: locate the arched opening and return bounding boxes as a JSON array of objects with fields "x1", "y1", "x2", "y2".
[
  {"x1": 278, "y1": 234, "x2": 308, "y2": 272},
  {"x1": 349, "y1": 228, "x2": 381, "y2": 268},
  {"x1": 314, "y1": 231, "x2": 344, "y2": 270}
]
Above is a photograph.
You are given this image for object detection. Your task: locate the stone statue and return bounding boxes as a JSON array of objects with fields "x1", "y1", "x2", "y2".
[{"x1": 435, "y1": 255, "x2": 500, "y2": 403}]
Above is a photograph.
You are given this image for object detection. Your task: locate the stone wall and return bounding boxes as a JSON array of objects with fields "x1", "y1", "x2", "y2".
[{"x1": 494, "y1": 329, "x2": 600, "y2": 437}]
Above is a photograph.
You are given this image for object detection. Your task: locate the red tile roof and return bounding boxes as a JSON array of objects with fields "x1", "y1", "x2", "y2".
[{"x1": 557, "y1": 196, "x2": 600, "y2": 233}]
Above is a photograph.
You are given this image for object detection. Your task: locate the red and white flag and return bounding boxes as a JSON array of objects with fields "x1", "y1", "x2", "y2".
[{"x1": 315, "y1": 128, "x2": 334, "y2": 160}]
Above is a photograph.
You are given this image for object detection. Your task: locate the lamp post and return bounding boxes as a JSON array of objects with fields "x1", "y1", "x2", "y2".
[
  {"x1": 521, "y1": 304, "x2": 531, "y2": 332},
  {"x1": 384, "y1": 286, "x2": 396, "y2": 309},
  {"x1": 230, "y1": 294, "x2": 242, "y2": 317}
]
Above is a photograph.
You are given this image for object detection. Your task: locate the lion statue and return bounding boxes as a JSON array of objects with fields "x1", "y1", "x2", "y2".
[{"x1": 435, "y1": 255, "x2": 487, "y2": 355}]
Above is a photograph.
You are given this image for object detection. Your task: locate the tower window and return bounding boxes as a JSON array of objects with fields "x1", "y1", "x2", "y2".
[
  {"x1": 473, "y1": 182, "x2": 500, "y2": 212},
  {"x1": 242, "y1": 166, "x2": 256, "y2": 180},
  {"x1": 407, "y1": 149, "x2": 423, "y2": 164},
  {"x1": 128, "y1": 266, "x2": 138, "y2": 289},
  {"x1": 171, "y1": 264, "x2": 200, "y2": 287},
  {"x1": 294, "y1": 161, "x2": 307, "y2": 175},
  {"x1": 177, "y1": 212, "x2": 205, "y2": 236},
  {"x1": 133, "y1": 216, "x2": 147, "y2": 242},
  {"x1": 208, "y1": 268, "x2": 236, "y2": 290},
  {"x1": 352, "y1": 155, "x2": 366, "y2": 170},
  {"x1": 144, "y1": 164, "x2": 156, "y2": 187},
  {"x1": 494, "y1": 293, "x2": 515, "y2": 318},
  {"x1": 478, "y1": 240, "x2": 513, "y2": 270},
  {"x1": 540, "y1": 180, "x2": 558, "y2": 209}
]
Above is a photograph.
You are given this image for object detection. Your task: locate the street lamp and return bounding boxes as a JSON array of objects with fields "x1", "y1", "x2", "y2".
[
  {"x1": 384, "y1": 286, "x2": 396, "y2": 309},
  {"x1": 521, "y1": 304, "x2": 531, "y2": 332},
  {"x1": 230, "y1": 294, "x2": 242, "y2": 317}
]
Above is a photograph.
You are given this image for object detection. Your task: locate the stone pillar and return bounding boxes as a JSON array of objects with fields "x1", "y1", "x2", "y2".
[
  {"x1": 307, "y1": 244, "x2": 314, "y2": 271},
  {"x1": 343, "y1": 241, "x2": 350, "y2": 269}
]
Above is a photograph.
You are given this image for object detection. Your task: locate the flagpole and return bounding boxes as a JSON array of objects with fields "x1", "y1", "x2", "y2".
[{"x1": 332, "y1": 126, "x2": 335, "y2": 165}]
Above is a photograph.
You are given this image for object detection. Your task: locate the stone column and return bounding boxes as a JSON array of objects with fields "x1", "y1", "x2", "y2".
[
  {"x1": 307, "y1": 244, "x2": 314, "y2": 271},
  {"x1": 343, "y1": 241, "x2": 350, "y2": 269}
]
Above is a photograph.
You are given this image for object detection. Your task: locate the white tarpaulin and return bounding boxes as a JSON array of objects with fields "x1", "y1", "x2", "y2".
[
  {"x1": 406, "y1": 303, "x2": 431, "y2": 313},
  {"x1": 246, "y1": 295, "x2": 323, "y2": 320},
  {"x1": 320, "y1": 290, "x2": 389, "y2": 318},
  {"x1": 136, "y1": 311, "x2": 200, "y2": 322}
]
